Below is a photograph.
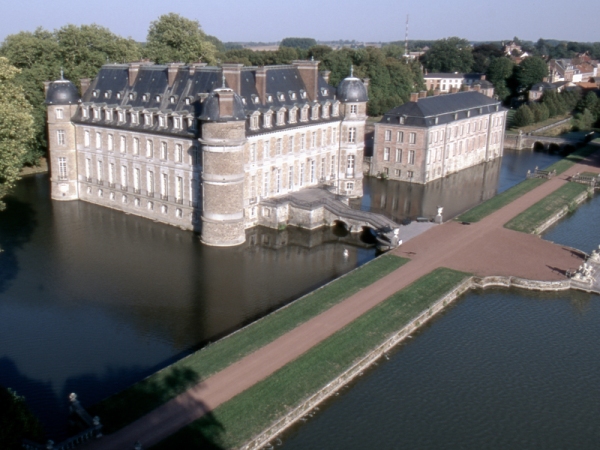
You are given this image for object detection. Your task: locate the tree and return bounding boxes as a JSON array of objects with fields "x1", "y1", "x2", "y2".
[
  {"x1": 577, "y1": 91, "x2": 598, "y2": 113},
  {"x1": 486, "y1": 57, "x2": 514, "y2": 101},
  {"x1": 513, "y1": 104, "x2": 534, "y2": 127},
  {"x1": 0, "y1": 58, "x2": 36, "y2": 209},
  {"x1": 280, "y1": 37, "x2": 317, "y2": 50},
  {"x1": 0, "y1": 386, "x2": 44, "y2": 449},
  {"x1": 471, "y1": 43, "x2": 504, "y2": 73},
  {"x1": 515, "y1": 56, "x2": 548, "y2": 90},
  {"x1": 420, "y1": 37, "x2": 474, "y2": 73},
  {"x1": 572, "y1": 108, "x2": 595, "y2": 130},
  {"x1": 145, "y1": 13, "x2": 217, "y2": 64}
]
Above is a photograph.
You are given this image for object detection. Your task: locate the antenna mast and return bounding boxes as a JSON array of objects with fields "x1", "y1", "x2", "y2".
[{"x1": 404, "y1": 14, "x2": 409, "y2": 58}]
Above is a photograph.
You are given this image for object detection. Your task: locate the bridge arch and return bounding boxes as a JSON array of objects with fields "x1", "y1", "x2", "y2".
[
  {"x1": 359, "y1": 226, "x2": 378, "y2": 244},
  {"x1": 533, "y1": 141, "x2": 546, "y2": 152},
  {"x1": 332, "y1": 220, "x2": 350, "y2": 237},
  {"x1": 548, "y1": 143, "x2": 560, "y2": 154}
]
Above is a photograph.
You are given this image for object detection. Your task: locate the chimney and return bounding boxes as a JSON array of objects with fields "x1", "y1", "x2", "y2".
[
  {"x1": 410, "y1": 92, "x2": 419, "y2": 102},
  {"x1": 363, "y1": 78, "x2": 370, "y2": 91},
  {"x1": 222, "y1": 63, "x2": 244, "y2": 95},
  {"x1": 189, "y1": 62, "x2": 207, "y2": 76},
  {"x1": 128, "y1": 63, "x2": 140, "y2": 87},
  {"x1": 480, "y1": 74, "x2": 486, "y2": 81},
  {"x1": 292, "y1": 59, "x2": 320, "y2": 101},
  {"x1": 80, "y1": 78, "x2": 91, "y2": 96},
  {"x1": 43, "y1": 81, "x2": 51, "y2": 96},
  {"x1": 255, "y1": 66, "x2": 267, "y2": 104},
  {"x1": 418, "y1": 90, "x2": 427, "y2": 99},
  {"x1": 167, "y1": 63, "x2": 184, "y2": 87},
  {"x1": 320, "y1": 70, "x2": 331, "y2": 83},
  {"x1": 217, "y1": 90, "x2": 235, "y2": 117}
]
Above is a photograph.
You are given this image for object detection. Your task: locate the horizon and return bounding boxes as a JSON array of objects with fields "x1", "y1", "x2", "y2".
[{"x1": 1, "y1": 0, "x2": 598, "y2": 45}]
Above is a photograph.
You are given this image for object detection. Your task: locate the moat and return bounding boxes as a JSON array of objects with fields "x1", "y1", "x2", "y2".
[{"x1": 0, "y1": 148, "x2": 593, "y2": 443}]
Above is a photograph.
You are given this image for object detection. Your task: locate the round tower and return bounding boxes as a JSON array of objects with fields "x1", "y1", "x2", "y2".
[
  {"x1": 336, "y1": 68, "x2": 369, "y2": 198},
  {"x1": 46, "y1": 78, "x2": 80, "y2": 200},
  {"x1": 198, "y1": 85, "x2": 247, "y2": 246}
]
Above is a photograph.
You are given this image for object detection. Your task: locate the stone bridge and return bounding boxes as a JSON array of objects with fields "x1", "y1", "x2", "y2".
[
  {"x1": 259, "y1": 188, "x2": 400, "y2": 235},
  {"x1": 504, "y1": 132, "x2": 587, "y2": 151}
]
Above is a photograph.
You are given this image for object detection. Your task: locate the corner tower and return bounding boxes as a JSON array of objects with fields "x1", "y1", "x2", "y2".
[
  {"x1": 199, "y1": 83, "x2": 247, "y2": 246},
  {"x1": 336, "y1": 69, "x2": 369, "y2": 197},
  {"x1": 45, "y1": 79, "x2": 80, "y2": 200}
]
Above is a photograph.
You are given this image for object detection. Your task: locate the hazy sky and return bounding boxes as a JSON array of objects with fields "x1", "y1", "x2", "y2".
[{"x1": 0, "y1": 0, "x2": 597, "y2": 44}]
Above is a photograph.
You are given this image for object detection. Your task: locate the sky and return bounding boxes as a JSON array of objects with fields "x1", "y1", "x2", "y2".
[{"x1": 0, "y1": 0, "x2": 597, "y2": 44}]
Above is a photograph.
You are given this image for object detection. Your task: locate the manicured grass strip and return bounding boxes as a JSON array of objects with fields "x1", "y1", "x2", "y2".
[
  {"x1": 545, "y1": 143, "x2": 599, "y2": 175},
  {"x1": 457, "y1": 178, "x2": 546, "y2": 223},
  {"x1": 89, "y1": 254, "x2": 408, "y2": 433},
  {"x1": 152, "y1": 268, "x2": 470, "y2": 450},
  {"x1": 457, "y1": 144, "x2": 599, "y2": 223},
  {"x1": 504, "y1": 182, "x2": 590, "y2": 234}
]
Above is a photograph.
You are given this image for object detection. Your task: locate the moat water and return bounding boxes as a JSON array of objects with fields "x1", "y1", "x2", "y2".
[{"x1": 0, "y1": 149, "x2": 579, "y2": 441}]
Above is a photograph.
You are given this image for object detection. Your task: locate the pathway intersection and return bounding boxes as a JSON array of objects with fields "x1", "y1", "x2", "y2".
[{"x1": 83, "y1": 151, "x2": 600, "y2": 450}]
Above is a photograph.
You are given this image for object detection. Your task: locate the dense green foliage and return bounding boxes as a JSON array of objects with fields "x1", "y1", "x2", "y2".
[
  {"x1": 0, "y1": 58, "x2": 36, "y2": 209},
  {"x1": 0, "y1": 386, "x2": 44, "y2": 449},
  {"x1": 280, "y1": 37, "x2": 317, "y2": 50},
  {"x1": 504, "y1": 182, "x2": 590, "y2": 233},
  {"x1": 89, "y1": 254, "x2": 408, "y2": 433},
  {"x1": 154, "y1": 268, "x2": 470, "y2": 450},
  {"x1": 513, "y1": 56, "x2": 548, "y2": 91},
  {"x1": 513, "y1": 104, "x2": 535, "y2": 127},
  {"x1": 420, "y1": 37, "x2": 474, "y2": 73},
  {"x1": 145, "y1": 13, "x2": 217, "y2": 64}
]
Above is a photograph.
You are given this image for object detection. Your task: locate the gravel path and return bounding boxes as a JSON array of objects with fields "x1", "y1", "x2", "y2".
[{"x1": 83, "y1": 152, "x2": 599, "y2": 450}]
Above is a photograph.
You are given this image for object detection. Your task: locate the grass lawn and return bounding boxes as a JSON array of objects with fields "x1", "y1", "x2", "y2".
[
  {"x1": 457, "y1": 178, "x2": 546, "y2": 223},
  {"x1": 152, "y1": 268, "x2": 471, "y2": 450},
  {"x1": 457, "y1": 143, "x2": 599, "y2": 223},
  {"x1": 89, "y1": 254, "x2": 408, "y2": 433},
  {"x1": 504, "y1": 182, "x2": 590, "y2": 234}
]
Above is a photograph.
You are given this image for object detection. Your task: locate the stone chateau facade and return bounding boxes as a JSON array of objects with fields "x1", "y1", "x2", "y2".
[
  {"x1": 371, "y1": 91, "x2": 507, "y2": 184},
  {"x1": 45, "y1": 61, "x2": 369, "y2": 246}
]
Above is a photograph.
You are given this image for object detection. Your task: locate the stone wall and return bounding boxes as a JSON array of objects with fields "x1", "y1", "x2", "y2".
[{"x1": 533, "y1": 188, "x2": 592, "y2": 235}]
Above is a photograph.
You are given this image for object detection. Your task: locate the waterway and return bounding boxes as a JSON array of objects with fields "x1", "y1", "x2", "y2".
[
  {"x1": 0, "y1": 149, "x2": 562, "y2": 440},
  {"x1": 280, "y1": 176, "x2": 600, "y2": 449}
]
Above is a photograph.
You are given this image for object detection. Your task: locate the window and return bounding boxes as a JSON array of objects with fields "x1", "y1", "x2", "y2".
[
  {"x1": 161, "y1": 173, "x2": 168, "y2": 199},
  {"x1": 147, "y1": 201, "x2": 153, "y2": 211},
  {"x1": 176, "y1": 208, "x2": 182, "y2": 218},
  {"x1": 348, "y1": 127, "x2": 356, "y2": 143},
  {"x1": 263, "y1": 172, "x2": 269, "y2": 196},
  {"x1": 395, "y1": 169, "x2": 401, "y2": 177},
  {"x1": 277, "y1": 111, "x2": 285, "y2": 126},
  {"x1": 409, "y1": 132, "x2": 416, "y2": 144},
  {"x1": 250, "y1": 115, "x2": 259, "y2": 130},
  {"x1": 275, "y1": 169, "x2": 281, "y2": 193},
  {"x1": 311, "y1": 132, "x2": 316, "y2": 148},
  {"x1": 161, "y1": 204, "x2": 167, "y2": 214},
  {"x1": 396, "y1": 148, "x2": 402, "y2": 162},
  {"x1": 175, "y1": 144, "x2": 183, "y2": 163},
  {"x1": 301, "y1": 107, "x2": 309, "y2": 122},
  {"x1": 134, "y1": 198, "x2": 140, "y2": 207},
  {"x1": 82, "y1": 107, "x2": 89, "y2": 119},
  {"x1": 289, "y1": 136, "x2": 294, "y2": 153},
  {"x1": 58, "y1": 157, "x2": 67, "y2": 180},
  {"x1": 250, "y1": 143, "x2": 256, "y2": 162},
  {"x1": 383, "y1": 147, "x2": 390, "y2": 161},
  {"x1": 175, "y1": 177, "x2": 182, "y2": 201},
  {"x1": 276, "y1": 138, "x2": 282, "y2": 155},
  {"x1": 56, "y1": 109, "x2": 63, "y2": 120},
  {"x1": 407, "y1": 170, "x2": 414, "y2": 179},
  {"x1": 118, "y1": 111, "x2": 124, "y2": 122},
  {"x1": 250, "y1": 175, "x2": 257, "y2": 199},
  {"x1": 350, "y1": 104, "x2": 357, "y2": 115},
  {"x1": 120, "y1": 136, "x2": 126, "y2": 153},
  {"x1": 397, "y1": 131, "x2": 404, "y2": 143},
  {"x1": 347, "y1": 155, "x2": 355, "y2": 175},
  {"x1": 144, "y1": 114, "x2": 152, "y2": 126},
  {"x1": 331, "y1": 155, "x2": 336, "y2": 177},
  {"x1": 311, "y1": 105, "x2": 319, "y2": 120},
  {"x1": 121, "y1": 165, "x2": 127, "y2": 188},
  {"x1": 332, "y1": 128, "x2": 337, "y2": 145},
  {"x1": 264, "y1": 113, "x2": 272, "y2": 128},
  {"x1": 158, "y1": 116, "x2": 165, "y2": 127},
  {"x1": 107, "y1": 134, "x2": 114, "y2": 152},
  {"x1": 345, "y1": 182, "x2": 354, "y2": 191},
  {"x1": 161, "y1": 142, "x2": 168, "y2": 160},
  {"x1": 146, "y1": 139, "x2": 153, "y2": 158},
  {"x1": 408, "y1": 150, "x2": 415, "y2": 165},
  {"x1": 57, "y1": 130, "x2": 65, "y2": 146},
  {"x1": 174, "y1": 117, "x2": 181, "y2": 129},
  {"x1": 332, "y1": 103, "x2": 340, "y2": 116},
  {"x1": 108, "y1": 163, "x2": 115, "y2": 185},
  {"x1": 134, "y1": 168, "x2": 140, "y2": 192},
  {"x1": 300, "y1": 163, "x2": 305, "y2": 186},
  {"x1": 322, "y1": 104, "x2": 330, "y2": 118},
  {"x1": 147, "y1": 171, "x2": 154, "y2": 194},
  {"x1": 85, "y1": 158, "x2": 91, "y2": 180},
  {"x1": 320, "y1": 157, "x2": 325, "y2": 180},
  {"x1": 301, "y1": 134, "x2": 306, "y2": 150},
  {"x1": 310, "y1": 159, "x2": 315, "y2": 183},
  {"x1": 384, "y1": 130, "x2": 391, "y2": 141},
  {"x1": 97, "y1": 160, "x2": 103, "y2": 181},
  {"x1": 289, "y1": 109, "x2": 297, "y2": 123},
  {"x1": 288, "y1": 166, "x2": 294, "y2": 190},
  {"x1": 93, "y1": 109, "x2": 100, "y2": 120},
  {"x1": 133, "y1": 137, "x2": 139, "y2": 155},
  {"x1": 131, "y1": 113, "x2": 138, "y2": 125},
  {"x1": 264, "y1": 140, "x2": 270, "y2": 157}
]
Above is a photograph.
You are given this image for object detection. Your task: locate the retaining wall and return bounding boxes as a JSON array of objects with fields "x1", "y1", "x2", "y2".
[
  {"x1": 533, "y1": 188, "x2": 592, "y2": 235},
  {"x1": 240, "y1": 274, "x2": 582, "y2": 449}
]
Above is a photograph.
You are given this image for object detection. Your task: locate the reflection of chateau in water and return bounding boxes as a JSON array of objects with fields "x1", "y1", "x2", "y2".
[{"x1": 352, "y1": 157, "x2": 502, "y2": 223}]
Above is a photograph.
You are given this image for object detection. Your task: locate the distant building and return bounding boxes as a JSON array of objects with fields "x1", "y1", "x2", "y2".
[
  {"x1": 45, "y1": 61, "x2": 368, "y2": 247},
  {"x1": 549, "y1": 56, "x2": 599, "y2": 83},
  {"x1": 528, "y1": 81, "x2": 570, "y2": 101},
  {"x1": 371, "y1": 91, "x2": 507, "y2": 184},
  {"x1": 424, "y1": 73, "x2": 495, "y2": 97}
]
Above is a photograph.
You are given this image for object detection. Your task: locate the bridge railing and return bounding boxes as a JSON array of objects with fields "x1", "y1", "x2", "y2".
[{"x1": 526, "y1": 167, "x2": 556, "y2": 179}]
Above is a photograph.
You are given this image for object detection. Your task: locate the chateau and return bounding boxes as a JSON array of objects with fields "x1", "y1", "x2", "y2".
[
  {"x1": 45, "y1": 61, "x2": 369, "y2": 246},
  {"x1": 371, "y1": 91, "x2": 507, "y2": 184}
]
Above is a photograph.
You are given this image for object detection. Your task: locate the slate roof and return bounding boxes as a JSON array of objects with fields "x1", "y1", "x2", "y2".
[
  {"x1": 72, "y1": 63, "x2": 341, "y2": 137},
  {"x1": 46, "y1": 80, "x2": 80, "y2": 105},
  {"x1": 380, "y1": 91, "x2": 505, "y2": 128}
]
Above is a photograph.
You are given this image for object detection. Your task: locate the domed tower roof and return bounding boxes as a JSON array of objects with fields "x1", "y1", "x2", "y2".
[
  {"x1": 46, "y1": 79, "x2": 80, "y2": 105},
  {"x1": 199, "y1": 87, "x2": 246, "y2": 122},
  {"x1": 336, "y1": 67, "x2": 369, "y2": 103}
]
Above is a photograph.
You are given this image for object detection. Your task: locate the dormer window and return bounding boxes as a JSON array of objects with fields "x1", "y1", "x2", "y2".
[
  {"x1": 116, "y1": 92, "x2": 122, "y2": 99},
  {"x1": 321, "y1": 88, "x2": 328, "y2": 96},
  {"x1": 467, "y1": 110, "x2": 471, "y2": 118},
  {"x1": 170, "y1": 96, "x2": 176, "y2": 104},
  {"x1": 435, "y1": 117, "x2": 439, "y2": 125},
  {"x1": 129, "y1": 93, "x2": 135, "y2": 100},
  {"x1": 187, "y1": 117, "x2": 195, "y2": 130},
  {"x1": 278, "y1": 93, "x2": 285, "y2": 101},
  {"x1": 252, "y1": 95, "x2": 260, "y2": 104},
  {"x1": 158, "y1": 115, "x2": 165, "y2": 127},
  {"x1": 311, "y1": 105, "x2": 320, "y2": 120},
  {"x1": 118, "y1": 111, "x2": 124, "y2": 122},
  {"x1": 144, "y1": 113, "x2": 152, "y2": 126},
  {"x1": 131, "y1": 112, "x2": 139, "y2": 125},
  {"x1": 185, "y1": 97, "x2": 191, "y2": 105},
  {"x1": 454, "y1": 113, "x2": 458, "y2": 120},
  {"x1": 92, "y1": 90, "x2": 99, "y2": 98},
  {"x1": 301, "y1": 106, "x2": 309, "y2": 122},
  {"x1": 322, "y1": 104, "x2": 330, "y2": 118},
  {"x1": 332, "y1": 102, "x2": 340, "y2": 117},
  {"x1": 242, "y1": 98, "x2": 247, "y2": 105},
  {"x1": 104, "y1": 91, "x2": 111, "y2": 99},
  {"x1": 173, "y1": 117, "x2": 182, "y2": 130},
  {"x1": 142, "y1": 94, "x2": 148, "y2": 102},
  {"x1": 93, "y1": 108, "x2": 100, "y2": 120},
  {"x1": 81, "y1": 107, "x2": 88, "y2": 119},
  {"x1": 300, "y1": 90, "x2": 307, "y2": 99},
  {"x1": 155, "y1": 95, "x2": 161, "y2": 102},
  {"x1": 264, "y1": 113, "x2": 272, "y2": 128},
  {"x1": 290, "y1": 92, "x2": 297, "y2": 100},
  {"x1": 276, "y1": 110, "x2": 285, "y2": 126},
  {"x1": 267, "y1": 95, "x2": 273, "y2": 103},
  {"x1": 105, "y1": 109, "x2": 113, "y2": 121},
  {"x1": 399, "y1": 116, "x2": 405, "y2": 124},
  {"x1": 250, "y1": 114, "x2": 259, "y2": 130},
  {"x1": 289, "y1": 108, "x2": 297, "y2": 124}
]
